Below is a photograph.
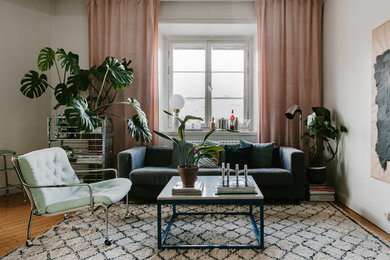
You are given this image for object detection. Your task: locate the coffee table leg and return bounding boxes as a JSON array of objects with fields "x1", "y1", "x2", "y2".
[
  {"x1": 260, "y1": 200, "x2": 264, "y2": 249},
  {"x1": 157, "y1": 202, "x2": 162, "y2": 249},
  {"x1": 172, "y1": 202, "x2": 176, "y2": 216}
]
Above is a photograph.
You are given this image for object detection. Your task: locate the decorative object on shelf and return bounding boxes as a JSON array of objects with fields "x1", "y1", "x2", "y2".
[
  {"x1": 210, "y1": 117, "x2": 216, "y2": 130},
  {"x1": 242, "y1": 118, "x2": 251, "y2": 131},
  {"x1": 285, "y1": 104, "x2": 302, "y2": 149},
  {"x1": 169, "y1": 94, "x2": 185, "y2": 129},
  {"x1": 153, "y1": 110, "x2": 226, "y2": 187},
  {"x1": 20, "y1": 47, "x2": 151, "y2": 143},
  {"x1": 217, "y1": 118, "x2": 228, "y2": 129},
  {"x1": 302, "y1": 107, "x2": 348, "y2": 184},
  {"x1": 371, "y1": 20, "x2": 390, "y2": 183}
]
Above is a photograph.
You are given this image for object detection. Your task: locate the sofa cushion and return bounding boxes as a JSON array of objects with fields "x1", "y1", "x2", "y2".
[
  {"x1": 145, "y1": 146, "x2": 172, "y2": 167},
  {"x1": 130, "y1": 167, "x2": 179, "y2": 186},
  {"x1": 170, "y1": 142, "x2": 194, "y2": 168},
  {"x1": 240, "y1": 139, "x2": 274, "y2": 168},
  {"x1": 243, "y1": 168, "x2": 292, "y2": 186},
  {"x1": 224, "y1": 145, "x2": 252, "y2": 168}
]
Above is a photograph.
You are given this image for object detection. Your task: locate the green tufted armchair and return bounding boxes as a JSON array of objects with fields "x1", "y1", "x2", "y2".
[{"x1": 12, "y1": 147, "x2": 131, "y2": 246}]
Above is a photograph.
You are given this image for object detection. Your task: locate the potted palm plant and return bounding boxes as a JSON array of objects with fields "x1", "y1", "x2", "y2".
[
  {"x1": 20, "y1": 47, "x2": 151, "y2": 143},
  {"x1": 153, "y1": 111, "x2": 225, "y2": 187},
  {"x1": 302, "y1": 107, "x2": 348, "y2": 184}
]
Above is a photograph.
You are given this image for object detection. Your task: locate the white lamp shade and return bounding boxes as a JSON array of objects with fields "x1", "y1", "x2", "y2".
[{"x1": 170, "y1": 94, "x2": 185, "y2": 110}]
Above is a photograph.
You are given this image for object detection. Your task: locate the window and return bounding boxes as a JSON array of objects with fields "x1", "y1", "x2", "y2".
[{"x1": 167, "y1": 39, "x2": 250, "y2": 128}]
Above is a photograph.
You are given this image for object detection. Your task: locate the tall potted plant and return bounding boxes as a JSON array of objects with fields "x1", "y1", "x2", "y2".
[
  {"x1": 20, "y1": 47, "x2": 151, "y2": 143},
  {"x1": 153, "y1": 111, "x2": 225, "y2": 187},
  {"x1": 302, "y1": 107, "x2": 348, "y2": 183}
]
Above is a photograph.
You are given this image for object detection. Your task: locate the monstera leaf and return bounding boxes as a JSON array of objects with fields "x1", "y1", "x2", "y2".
[
  {"x1": 105, "y1": 57, "x2": 133, "y2": 90},
  {"x1": 54, "y1": 83, "x2": 74, "y2": 105},
  {"x1": 127, "y1": 98, "x2": 152, "y2": 143},
  {"x1": 64, "y1": 98, "x2": 99, "y2": 132},
  {"x1": 57, "y1": 48, "x2": 80, "y2": 75},
  {"x1": 37, "y1": 47, "x2": 55, "y2": 72},
  {"x1": 20, "y1": 70, "x2": 49, "y2": 98},
  {"x1": 67, "y1": 69, "x2": 90, "y2": 95}
]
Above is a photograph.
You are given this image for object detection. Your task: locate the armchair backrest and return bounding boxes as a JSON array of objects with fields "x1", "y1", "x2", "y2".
[{"x1": 15, "y1": 147, "x2": 79, "y2": 214}]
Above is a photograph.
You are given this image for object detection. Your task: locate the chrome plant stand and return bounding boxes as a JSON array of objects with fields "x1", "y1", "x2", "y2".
[{"x1": 0, "y1": 150, "x2": 25, "y2": 197}]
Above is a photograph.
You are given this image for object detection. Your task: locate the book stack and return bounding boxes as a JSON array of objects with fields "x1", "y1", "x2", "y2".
[
  {"x1": 309, "y1": 184, "x2": 335, "y2": 202},
  {"x1": 76, "y1": 155, "x2": 103, "y2": 164},
  {"x1": 172, "y1": 181, "x2": 204, "y2": 195},
  {"x1": 216, "y1": 177, "x2": 257, "y2": 195}
]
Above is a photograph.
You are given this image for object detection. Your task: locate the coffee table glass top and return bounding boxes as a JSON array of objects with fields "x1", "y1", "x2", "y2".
[{"x1": 158, "y1": 175, "x2": 264, "y2": 201}]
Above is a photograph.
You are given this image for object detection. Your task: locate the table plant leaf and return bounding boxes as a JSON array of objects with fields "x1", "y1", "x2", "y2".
[{"x1": 20, "y1": 70, "x2": 48, "y2": 98}]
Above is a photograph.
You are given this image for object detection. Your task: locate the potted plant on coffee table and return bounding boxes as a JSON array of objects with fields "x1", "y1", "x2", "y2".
[
  {"x1": 302, "y1": 107, "x2": 348, "y2": 184},
  {"x1": 153, "y1": 111, "x2": 225, "y2": 187}
]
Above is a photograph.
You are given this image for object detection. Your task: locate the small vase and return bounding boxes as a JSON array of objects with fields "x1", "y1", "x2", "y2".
[
  {"x1": 307, "y1": 166, "x2": 327, "y2": 184},
  {"x1": 177, "y1": 165, "x2": 199, "y2": 187}
]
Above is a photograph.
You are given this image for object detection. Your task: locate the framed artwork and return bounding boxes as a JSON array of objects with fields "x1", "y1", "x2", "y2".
[{"x1": 371, "y1": 19, "x2": 390, "y2": 183}]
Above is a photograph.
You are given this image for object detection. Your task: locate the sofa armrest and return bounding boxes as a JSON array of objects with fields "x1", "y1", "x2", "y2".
[
  {"x1": 117, "y1": 146, "x2": 146, "y2": 179},
  {"x1": 279, "y1": 147, "x2": 305, "y2": 198}
]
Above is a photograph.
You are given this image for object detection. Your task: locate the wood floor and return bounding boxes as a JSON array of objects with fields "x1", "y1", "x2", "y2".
[{"x1": 1, "y1": 193, "x2": 390, "y2": 258}]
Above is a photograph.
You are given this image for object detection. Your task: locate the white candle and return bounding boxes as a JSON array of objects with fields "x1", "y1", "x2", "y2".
[
  {"x1": 221, "y1": 162, "x2": 225, "y2": 184},
  {"x1": 226, "y1": 163, "x2": 230, "y2": 186},
  {"x1": 235, "y1": 164, "x2": 239, "y2": 186},
  {"x1": 244, "y1": 164, "x2": 248, "y2": 185}
]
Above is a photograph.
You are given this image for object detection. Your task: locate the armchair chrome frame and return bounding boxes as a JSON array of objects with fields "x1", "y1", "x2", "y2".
[{"x1": 11, "y1": 156, "x2": 130, "y2": 247}]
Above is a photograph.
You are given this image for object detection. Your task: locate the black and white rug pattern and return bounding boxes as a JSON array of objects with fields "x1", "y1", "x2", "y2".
[{"x1": 3, "y1": 202, "x2": 390, "y2": 259}]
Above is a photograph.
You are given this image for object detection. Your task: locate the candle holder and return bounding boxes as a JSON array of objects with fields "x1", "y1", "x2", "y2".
[{"x1": 226, "y1": 163, "x2": 230, "y2": 187}]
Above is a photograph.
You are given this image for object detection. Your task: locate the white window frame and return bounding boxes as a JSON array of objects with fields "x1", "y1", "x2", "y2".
[{"x1": 164, "y1": 37, "x2": 252, "y2": 130}]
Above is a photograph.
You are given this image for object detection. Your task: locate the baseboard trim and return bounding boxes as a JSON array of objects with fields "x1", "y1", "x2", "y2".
[{"x1": 337, "y1": 191, "x2": 390, "y2": 234}]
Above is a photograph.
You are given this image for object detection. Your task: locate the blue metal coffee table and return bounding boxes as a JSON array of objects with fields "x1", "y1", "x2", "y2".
[{"x1": 157, "y1": 176, "x2": 264, "y2": 249}]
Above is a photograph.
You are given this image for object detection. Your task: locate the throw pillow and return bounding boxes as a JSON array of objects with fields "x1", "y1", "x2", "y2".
[
  {"x1": 223, "y1": 145, "x2": 252, "y2": 169},
  {"x1": 196, "y1": 141, "x2": 221, "y2": 168},
  {"x1": 170, "y1": 141, "x2": 194, "y2": 168},
  {"x1": 240, "y1": 139, "x2": 274, "y2": 168}
]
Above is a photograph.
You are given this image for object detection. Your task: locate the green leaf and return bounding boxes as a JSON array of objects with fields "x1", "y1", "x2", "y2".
[
  {"x1": 54, "y1": 83, "x2": 73, "y2": 105},
  {"x1": 105, "y1": 57, "x2": 133, "y2": 89},
  {"x1": 70, "y1": 69, "x2": 90, "y2": 92},
  {"x1": 152, "y1": 130, "x2": 181, "y2": 146},
  {"x1": 56, "y1": 48, "x2": 80, "y2": 75},
  {"x1": 64, "y1": 98, "x2": 99, "y2": 132},
  {"x1": 37, "y1": 47, "x2": 55, "y2": 72},
  {"x1": 312, "y1": 107, "x2": 331, "y2": 122},
  {"x1": 163, "y1": 110, "x2": 183, "y2": 124},
  {"x1": 20, "y1": 70, "x2": 48, "y2": 98},
  {"x1": 178, "y1": 115, "x2": 203, "y2": 141},
  {"x1": 127, "y1": 98, "x2": 152, "y2": 143}
]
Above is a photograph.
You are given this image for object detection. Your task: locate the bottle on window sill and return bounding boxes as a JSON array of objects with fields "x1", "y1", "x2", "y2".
[
  {"x1": 210, "y1": 117, "x2": 216, "y2": 130},
  {"x1": 234, "y1": 117, "x2": 239, "y2": 131},
  {"x1": 230, "y1": 110, "x2": 235, "y2": 130}
]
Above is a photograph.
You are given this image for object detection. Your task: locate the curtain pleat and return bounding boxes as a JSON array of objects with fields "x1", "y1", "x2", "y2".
[
  {"x1": 87, "y1": 0, "x2": 160, "y2": 166},
  {"x1": 255, "y1": 0, "x2": 324, "y2": 148}
]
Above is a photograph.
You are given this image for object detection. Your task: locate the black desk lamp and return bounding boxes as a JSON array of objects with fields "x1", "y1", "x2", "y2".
[{"x1": 285, "y1": 104, "x2": 302, "y2": 150}]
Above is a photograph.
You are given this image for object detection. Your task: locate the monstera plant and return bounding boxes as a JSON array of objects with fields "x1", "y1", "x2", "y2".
[{"x1": 20, "y1": 47, "x2": 152, "y2": 143}]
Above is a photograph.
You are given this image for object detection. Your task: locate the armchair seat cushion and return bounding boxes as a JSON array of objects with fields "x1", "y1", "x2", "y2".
[{"x1": 46, "y1": 178, "x2": 131, "y2": 214}]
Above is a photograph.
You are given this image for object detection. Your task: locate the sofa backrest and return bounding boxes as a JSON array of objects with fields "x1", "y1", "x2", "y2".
[
  {"x1": 145, "y1": 146, "x2": 172, "y2": 167},
  {"x1": 144, "y1": 145, "x2": 281, "y2": 168}
]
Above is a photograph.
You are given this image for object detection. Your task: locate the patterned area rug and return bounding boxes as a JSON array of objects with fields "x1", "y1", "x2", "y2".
[{"x1": 3, "y1": 202, "x2": 390, "y2": 259}]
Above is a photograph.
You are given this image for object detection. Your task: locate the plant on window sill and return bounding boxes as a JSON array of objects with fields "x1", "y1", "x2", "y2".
[{"x1": 20, "y1": 47, "x2": 152, "y2": 143}]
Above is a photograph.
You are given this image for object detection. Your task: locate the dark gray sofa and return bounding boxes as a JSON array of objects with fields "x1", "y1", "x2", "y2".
[{"x1": 118, "y1": 145, "x2": 305, "y2": 201}]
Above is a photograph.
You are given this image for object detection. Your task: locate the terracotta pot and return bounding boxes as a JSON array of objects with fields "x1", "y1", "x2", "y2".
[
  {"x1": 307, "y1": 166, "x2": 326, "y2": 184},
  {"x1": 177, "y1": 165, "x2": 199, "y2": 187}
]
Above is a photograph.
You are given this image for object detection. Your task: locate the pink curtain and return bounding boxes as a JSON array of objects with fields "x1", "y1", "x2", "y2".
[
  {"x1": 255, "y1": 0, "x2": 324, "y2": 148},
  {"x1": 87, "y1": 0, "x2": 159, "y2": 165}
]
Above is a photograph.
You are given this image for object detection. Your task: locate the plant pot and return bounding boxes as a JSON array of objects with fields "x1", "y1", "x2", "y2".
[
  {"x1": 307, "y1": 166, "x2": 327, "y2": 184},
  {"x1": 177, "y1": 165, "x2": 199, "y2": 187}
]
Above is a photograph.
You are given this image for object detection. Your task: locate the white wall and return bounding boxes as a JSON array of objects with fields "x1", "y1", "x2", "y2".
[
  {"x1": 0, "y1": 0, "x2": 52, "y2": 195},
  {"x1": 324, "y1": 0, "x2": 390, "y2": 233}
]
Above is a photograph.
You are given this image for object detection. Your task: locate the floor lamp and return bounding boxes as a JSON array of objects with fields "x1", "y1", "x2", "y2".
[{"x1": 285, "y1": 104, "x2": 302, "y2": 150}]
